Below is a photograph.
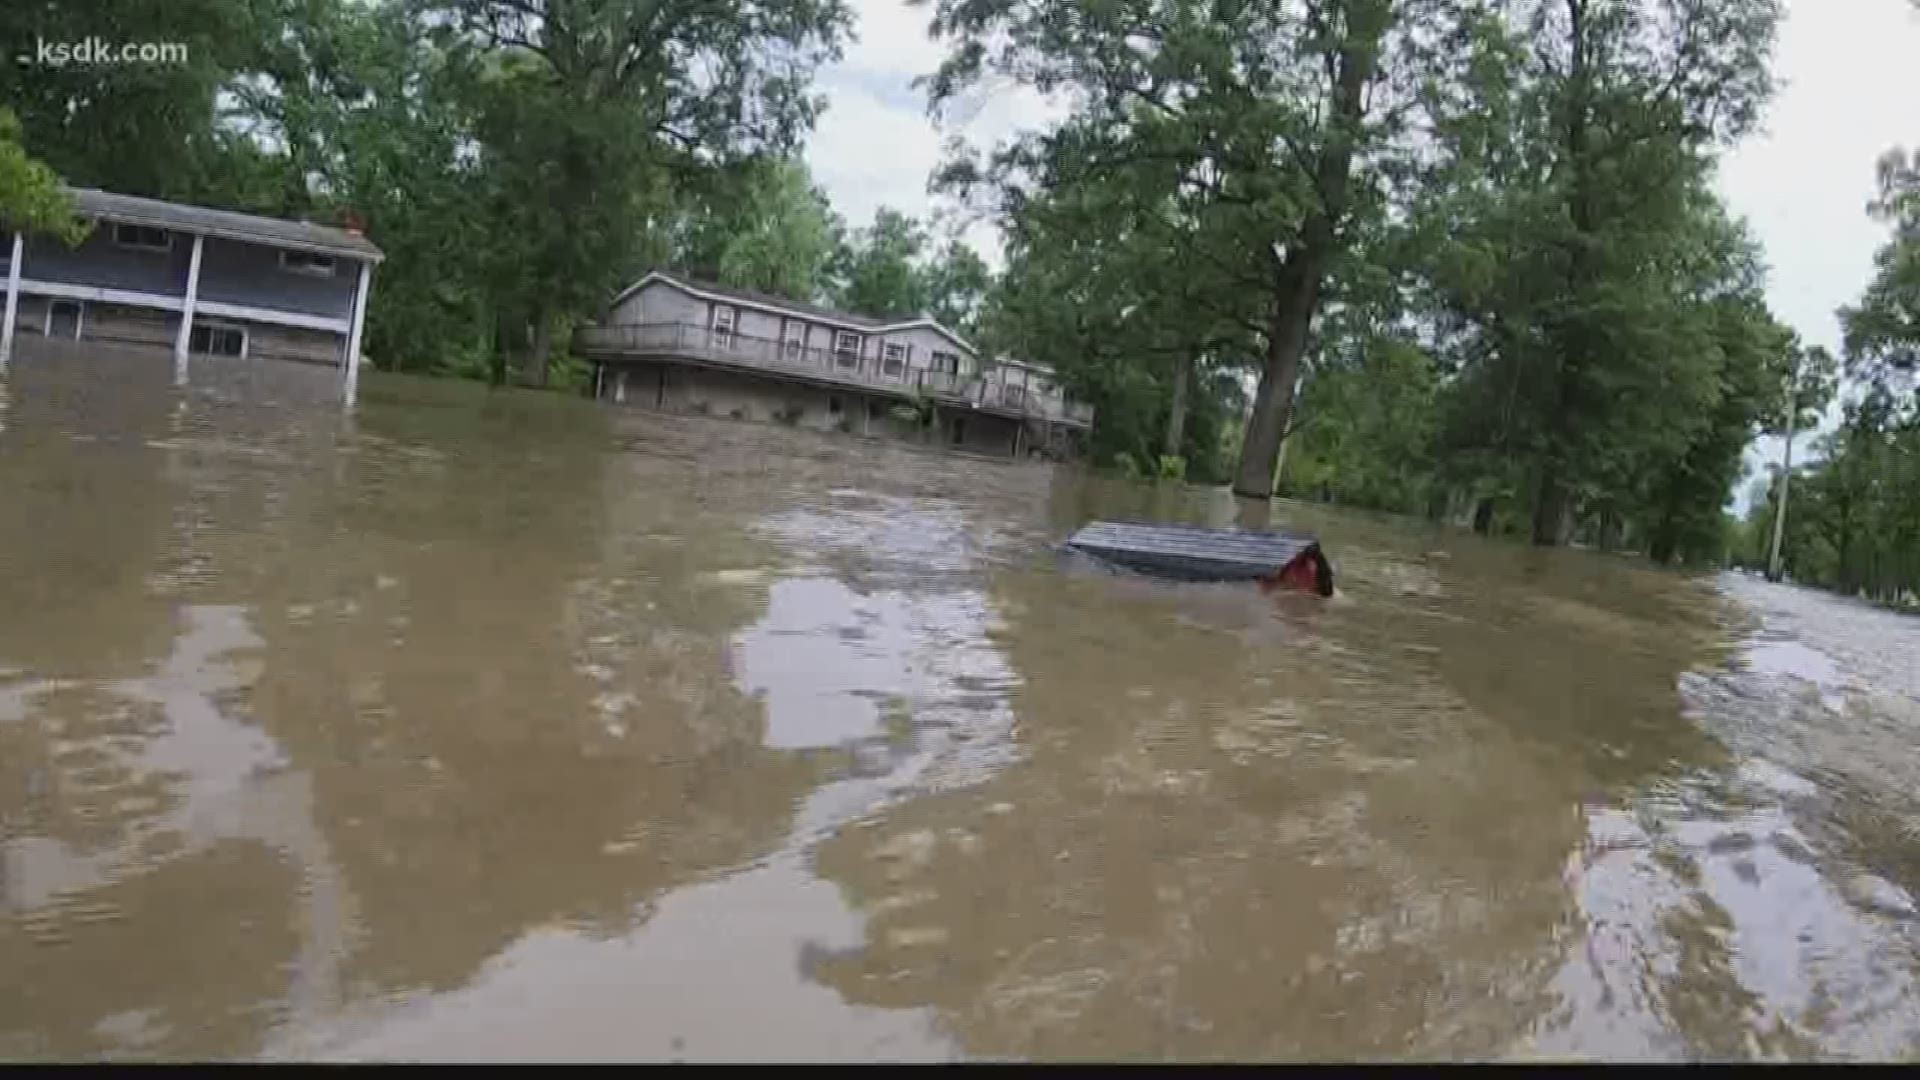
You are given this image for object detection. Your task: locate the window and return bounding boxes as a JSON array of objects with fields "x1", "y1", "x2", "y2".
[
  {"x1": 782, "y1": 321, "x2": 806, "y2": 359},
  {"x1": 189, "y1": 322, "x2": 246, "y2": 358},
  {"x1": 280, "y1": 249, "x2": 337, "y2": 277},
  {"x1": 833, "y1": 330, "x2": 860, "y2": 368},
  {"x1": 45, "y1": 300, "x2": 83, "y2": 339},
  {"x1": 931, "y1": 351, "x2": 961, "y2": 377},
  {"x1": 882, "y1": 342, "x2": 907, "y2": 377},
  {"x1": 113, "y1": 223, "x2": 171, "y2": 252},
  {"x1": 710, "y1": 305, "x2": 736, "y2": 347},
  {"x1": 828, "y1": 396, "x2": 842, "y2": 415}
]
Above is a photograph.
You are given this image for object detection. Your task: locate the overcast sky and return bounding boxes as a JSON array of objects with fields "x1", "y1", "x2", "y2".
[{"x1": 805, "y1": 0, "x2": 1920, "y2": 511}]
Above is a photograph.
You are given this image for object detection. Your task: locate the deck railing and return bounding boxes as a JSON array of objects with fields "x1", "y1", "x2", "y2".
[{"x1": 576, "y1": 321, "x2": 1094, "y2": 426}]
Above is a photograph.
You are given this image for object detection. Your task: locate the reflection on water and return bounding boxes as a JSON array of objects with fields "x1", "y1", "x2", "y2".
[{"x1": 2, "y1": 355, "x2": 1920, "y2": 1060}]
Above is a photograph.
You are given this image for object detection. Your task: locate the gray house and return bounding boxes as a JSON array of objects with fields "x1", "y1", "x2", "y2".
[
  {"x1": 575, "y1": 270, "x2": 1093, "y2": 458},
  {"x1": 1, "y1": 188, "x2": 383, "y2": 402}
]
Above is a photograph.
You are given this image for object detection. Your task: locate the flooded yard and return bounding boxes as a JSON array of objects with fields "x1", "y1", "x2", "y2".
[{"x1": 3, "y1": 357, "x2": 1920, "y2": 1060}]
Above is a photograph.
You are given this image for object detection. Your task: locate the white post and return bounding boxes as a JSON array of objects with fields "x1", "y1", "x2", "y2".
[
  {"x1": 173, "y1": 233, "x2": 205, "y2": 385},
  {"x1": 342, "y1": 260, "x2": 372, "y2": 407},
  {"x1": 1767, "y1": 355, "x2": 1801, "y2": 583},
  {"x1": 1, "y1": 232, "x2": 22, "y2": 374}
]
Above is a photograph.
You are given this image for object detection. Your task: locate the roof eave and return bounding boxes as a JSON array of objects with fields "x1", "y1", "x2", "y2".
[{"x1": 67, "y1": 191, "x2": 384, "y2": 263}]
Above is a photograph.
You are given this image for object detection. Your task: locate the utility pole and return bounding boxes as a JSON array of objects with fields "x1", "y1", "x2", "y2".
[{"x1": 1766, "y1": 351, "x2": 1801, "y2": 583}]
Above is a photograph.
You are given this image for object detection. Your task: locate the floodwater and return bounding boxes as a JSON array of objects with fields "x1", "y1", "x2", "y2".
[{"x1": 2, "y1": 353, "x2": 1919, "y2": 1061}]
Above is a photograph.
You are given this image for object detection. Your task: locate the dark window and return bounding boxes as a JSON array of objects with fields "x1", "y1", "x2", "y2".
[
  {"x1": 46, "y1": 300, "x2": 82, "y2": 339},
  {"x1": 882, "y1": 342, "x2": 907, "y2": 376},
  {"x1": 189, "y1": 323, "x2": 245, "y2": 357},
  {"x1": 113, "y1": 223, "x2": 171, "y2": 251},
  {"x1": 280, "y1": 249, "x2": 337, "y2": 276},
  {"x1": 828, "y1": 396, "x2": 842, "y2": 415},
  {"x1": 931, "y1": 351, "x2": 960, "y2": 376},
  {"x1": 868, "y1": 400, "x2": 886, "y2": 419}
]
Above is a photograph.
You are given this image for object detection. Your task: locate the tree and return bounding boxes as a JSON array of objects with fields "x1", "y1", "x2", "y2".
[
  {"x1": 1419, "y1": 0, "x2": 1783, "y2": 545},
  {"x1": 1280, "y1": 338, "x2": 1440, "y2": 513},
  {"x1": 0, "y1": 108, "x2": 88, "y2": 244},
  {"x1": 971, "y1": 161, "x2": 1262, "y2": 482},
  {"x1": 921, "y1": 0, "x2": 1498, "y2": 498},
  {"x1": 0, "y1": 0, "x2": 263, "y2": 200},
  {"x1": 831, "y1": 207, "x2": 930, "y2": 318},
  {"x1": 423, "y1": 0, "x2": 853, "y2": 385},
  {"x1": 1840, "y1": 147, "x2": 1920, "y2": 389},
  {"x1": 922, "y1": 237, "x2": 992, "y2": 339},
  {"x1": 668, "y1": 155, "x2": 842, "y2": 302}
]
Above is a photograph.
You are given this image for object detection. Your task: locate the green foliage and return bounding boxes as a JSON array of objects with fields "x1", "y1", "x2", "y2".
[
  {"x1": 1156, "y1": 455, "x2": 1187, "y2": 482},
  {"x1": 0, "y1": 109, "x2": 88, "y2": 245},
  {"x1": 831, "y1": 207, "x2": 930, "y2": 319},
  {"x1": 922, "y1": 238, "x2": 992, "y2": 339},
  {"x1": 1280, "y1": 339, "x2": 1440, "y2": 515},
  {"x1": 0, "y1": 0, "x2": 263, "y2": 200},
  {"x1": 1840, "y1": 147, "x2": 1920, "y2": 387},
  {"x1": 1410, "y1": 0, "x2": 1785, "y2": 553},
  {"x1": 670, "y1": 156, "x2": 843, "y2": 302},
  {"x1": 5, "y1": 0, "x2": 853, "y2": 385},
  {"x1": 925, "y1": 0, "x2": 1499, "y2": 497},
  {"x1": 1743, "y1": 385, "x2": 1920, "y2": 603}
]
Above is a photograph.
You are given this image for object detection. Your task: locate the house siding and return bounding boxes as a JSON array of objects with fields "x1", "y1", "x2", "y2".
[
  {"x1": 11, "y1": 297, "x2": 51, "y2": 336},
  {"x1": 87, "y1": 303, "x2": 178, "y2": 349},
  {"x1": 937, "y1": 407, "x2": 1021, "y2": 457},
  {"x1": 607, "y1": 280, "x2": 705, "y2": 326},
  {"x1": 246, "y1": 323, "x2": 341, "y2": 365},
  {"x1": 875, "y1": 326, "x2": 973, "y2": 377},
  {"x1": 21, "y1": 226, "x2": 191, "y2": 296},
  {"x1": 195, "y1": 237, "x2": 360, "y2": 320},
  {"x1": 602, "y1": 359, "x2": 887, "y2": 435}
]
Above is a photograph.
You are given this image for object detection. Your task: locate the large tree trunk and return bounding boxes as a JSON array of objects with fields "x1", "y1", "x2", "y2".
[
  {"x1": 1230, "y1": 14, "x2": 1378, "y2": 499},
  {"x1": 1162, "y1": 353, "x2": 1192, "y2": 461},
  {"x1": 1535, "y1": 0, "x2": 1594, "y2": 549},
  {"x1": 524, "y1": 314, "x2": 554, "y2": 389},
  {"x1": 489, "y1": 312, "x2": 516, "y2": 388},
  {"x1": 1531, "y1": 469, "x2": 1568, "y2": 546}
]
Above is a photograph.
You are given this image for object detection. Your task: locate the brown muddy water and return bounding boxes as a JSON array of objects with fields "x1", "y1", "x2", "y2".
[{"x1": 2, "y1": 354, "x2": 1920, "y2": 1061}]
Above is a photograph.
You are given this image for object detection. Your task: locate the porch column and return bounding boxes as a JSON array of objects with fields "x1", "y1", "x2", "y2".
[
  {"x1": 341, "y1": 259, "x2": 373, "y2": 407},
  {"x1": 1, "y1": 231, "x2": 22, "y2": 373},
  {"x1": 173, "y1": 233, "x2": 205, "y2": 385}
]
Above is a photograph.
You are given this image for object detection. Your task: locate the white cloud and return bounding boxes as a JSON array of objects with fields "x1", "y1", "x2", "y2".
[
  {"x1": 806, "y1": 0, "x2": 1066, "y2": 267},
  {"x1": 806, "y1": 79, "x2": 944, "y2": 236},
  {"x1": 835, "y1": 0, "x2": 949, "y2": 81}
]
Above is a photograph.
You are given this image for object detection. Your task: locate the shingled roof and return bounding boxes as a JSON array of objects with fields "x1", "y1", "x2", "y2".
[{"x1": 66, "y1": 188, "x2": 385, "y2": 262}]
